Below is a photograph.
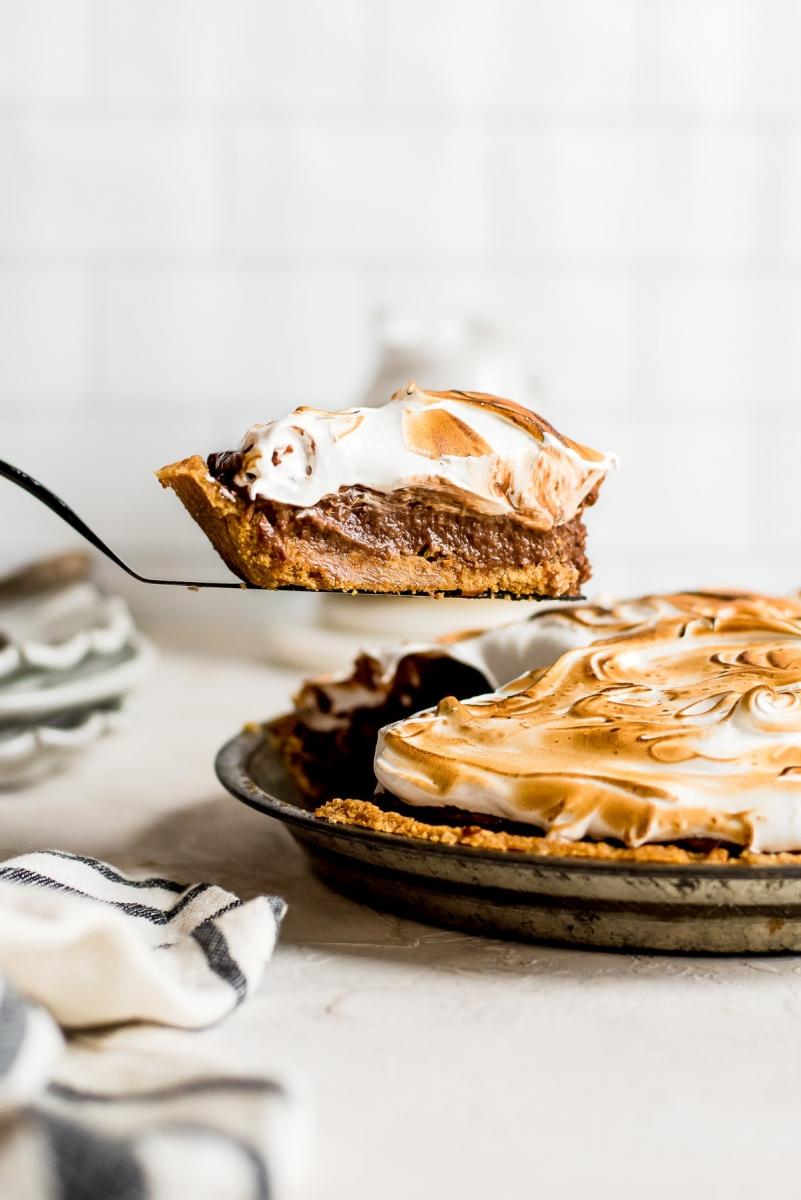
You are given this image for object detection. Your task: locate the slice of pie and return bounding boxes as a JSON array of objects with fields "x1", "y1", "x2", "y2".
[
  {"x1": 274, "y1": 590, "x2": 801, "y2": 863},
  {"x1": 157, "y1": 382, "x2": 615, "y2": 598}
]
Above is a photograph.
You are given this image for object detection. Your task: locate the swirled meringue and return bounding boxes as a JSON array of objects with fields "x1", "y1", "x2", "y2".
[
  {"x1": 297, "y1": 590, "x2": 793, "y2": 733},
  {"x1": 233, "y1": 382, "x2": 615, "y2": 530},
  {"x1": 374, "y1": 593, "x2": 801, "y2": 852}
]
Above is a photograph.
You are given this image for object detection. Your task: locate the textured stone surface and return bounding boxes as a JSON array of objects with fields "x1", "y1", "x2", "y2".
[{"x1": 4, "y1": 617, "x2": 801, "y2": 1199}]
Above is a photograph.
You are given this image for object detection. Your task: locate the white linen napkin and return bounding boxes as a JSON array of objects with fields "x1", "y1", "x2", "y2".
[{"x1": 0, "y1": 850, "x2": 297, "y2": 1200}]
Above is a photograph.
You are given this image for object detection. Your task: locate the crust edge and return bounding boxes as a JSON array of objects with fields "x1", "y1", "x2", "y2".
[
  {"x1": 312, "y1": 796, "x2": 801, "y2": 868},
  {"x1": 157, "y1": 455, "x2": 259, "y2": 586}
]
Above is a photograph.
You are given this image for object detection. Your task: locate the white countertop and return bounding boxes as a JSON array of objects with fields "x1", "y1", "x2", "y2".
[{"x1": 6, "y1": 595, "x2": 801, "y2": 1200}]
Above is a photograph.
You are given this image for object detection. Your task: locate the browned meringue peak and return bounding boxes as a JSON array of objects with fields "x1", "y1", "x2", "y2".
[
  {"x1": 374, "y1": 593, "x2": 801, "y2": 853},
  {"x1": 422, "y1": 388, "x2": 607, "y2": 462},
  {"x1": 231, "y1": 382, "x2": 615, "y2": 531}
]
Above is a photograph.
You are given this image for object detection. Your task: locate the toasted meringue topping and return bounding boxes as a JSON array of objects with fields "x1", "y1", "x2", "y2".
[
  {"x1": 374, "y1": 592, "x2": 801, "y2": 852},
  {"x1": 296, "y1": 590, "x2": 789, "y2": 734},
  {"x1": 233, "y1": 382, "x2": 615, "y2": 529}
]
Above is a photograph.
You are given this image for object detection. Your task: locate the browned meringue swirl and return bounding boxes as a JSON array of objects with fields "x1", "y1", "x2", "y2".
[
  {"x1": 374, "y1": 593, "x2": 801, "y2": 852},
  {"x1": 231, "y1": 382, "x2": 615, "y2": 529}
]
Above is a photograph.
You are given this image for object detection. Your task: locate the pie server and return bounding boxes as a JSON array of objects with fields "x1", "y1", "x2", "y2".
[{"x1": 0, "y1": 458, "x2": 582, "y2": 600}]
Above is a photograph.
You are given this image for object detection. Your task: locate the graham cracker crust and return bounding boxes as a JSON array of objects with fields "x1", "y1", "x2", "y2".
[{"x1": 314, "y1": 797, "x2": 801, "y2": 868}]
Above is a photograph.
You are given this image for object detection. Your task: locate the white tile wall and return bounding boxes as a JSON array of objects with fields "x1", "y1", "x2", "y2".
[
  {"x1": 366, "y1": 0, "x2": 638, "y2": 109},
  {"x1": 638, "y1": 276, "x2": 801, "y2": 407},
  {"x1": 0, "y1": 268, "x2": 91, "y2": 401},
  {"x1": 100, "y1": 0, "x2": 368, "y2": 107},
  {"x1": 98, "y1": 269, "x2": 369, "y2": 410},
  {"x1": 1, "y1": 0, "x2": 800, "y2": 601},
  {"x1": 760, "y1": 416, "x2": 801, "y2": 550},
  {"x1": 483, "y1": 275, "x2": 638, "y2": 405},
  {"x1": 0, "y1": 120, "x2": 221, "y2": 253},
  {"x1": 584, "y1": 411, "x2": 760, "y2": 551},
  {"x1": 646, "y1": 0, "x2": 801, "y2": 112},
  {"x1": 231, "y1": 120, "x2": 492, "y2": 256},
  {"x1": 0, "y1": 1, "x2": 92, "y2": 103}
]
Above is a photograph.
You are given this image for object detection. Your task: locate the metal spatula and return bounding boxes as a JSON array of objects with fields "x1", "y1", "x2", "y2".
[
  {"x1": 0, "y1": 458, "x2": 579, "y2": 598},
  {"x1": 0, "y1": 459, "x2": 250, "y2": 590}
]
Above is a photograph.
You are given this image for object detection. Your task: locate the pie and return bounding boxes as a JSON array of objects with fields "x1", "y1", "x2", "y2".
[
  {"x1": 157, "y1": 382, "x2": 614, "y2": 598},
  {"x1": 273, "y1": 590, "x2": 801, "y2": 863}
]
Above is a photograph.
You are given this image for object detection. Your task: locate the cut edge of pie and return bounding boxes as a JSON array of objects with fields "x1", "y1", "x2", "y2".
[{"x1": 157, "y1": 454, "x2": 593, "y2": 598}]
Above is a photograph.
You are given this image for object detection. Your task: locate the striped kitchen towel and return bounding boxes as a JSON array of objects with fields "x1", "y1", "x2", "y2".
[{"x1": 0, "y1": 850, "x2": 299, "y2": 1200}]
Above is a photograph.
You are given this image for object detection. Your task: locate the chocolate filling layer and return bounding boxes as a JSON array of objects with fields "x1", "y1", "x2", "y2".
[
  {"x1": 288, "y1": 654, "x2": 491, "y2": 801},
  {"x1": 207, "y1": 450, "x2": 593, "y2": 574}
]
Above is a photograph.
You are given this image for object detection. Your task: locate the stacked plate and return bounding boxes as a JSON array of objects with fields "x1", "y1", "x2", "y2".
[{"x1": 0, "y1": 552, "x2": 152, "y2": 787}]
